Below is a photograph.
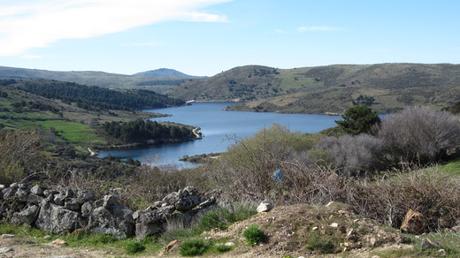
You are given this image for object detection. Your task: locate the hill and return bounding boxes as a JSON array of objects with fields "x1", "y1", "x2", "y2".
[
  {"x1": 0, "y1": 66, "x2": 196, "y2": 89},
  {"x1": 133, "y1": 68, "x2": 196, "y2": 79},
  {"x1": 170, "y1": 63, "x2": 460, "y2": 113}
]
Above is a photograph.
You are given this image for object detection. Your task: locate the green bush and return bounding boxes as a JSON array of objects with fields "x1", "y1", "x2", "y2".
[
  {"x1": 243, "y1": 224, "x2": 267, "y2": 246},
  {"x1": 197, "y1": 205, "x2": 256, "y2": 232},
  {"x1": 306, "y1": 232, "x2": 337, "y2": 254},
  {"x1": 125, "y1": 241, "x2": 146, "y2": 254},
  {"x1": 179, "y1": 239, "x2": 210, "y2": 256},
  {"x1": 336, "y1": 105, "x2": 380, "y2": 135},
  {"x1": 215, "y1": 243, "x2": 232, "y2": 253}
]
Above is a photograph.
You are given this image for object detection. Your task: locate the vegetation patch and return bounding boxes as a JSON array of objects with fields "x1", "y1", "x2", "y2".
[
  {"x1": 306, "y1": 232, "x2": 338, "y2": 254},
  {"x1": 125, "y1": 240, "x2": 146, "y2": 254},
  {"x1": 243, "y1": 224, "x2": 267, "y2": 246},
  {"x1": 179, "y1": 239, "x2": 210, "y2": 256},
  {"x1": 38, "y1": 120, "x2": 104, "y2": 145}
]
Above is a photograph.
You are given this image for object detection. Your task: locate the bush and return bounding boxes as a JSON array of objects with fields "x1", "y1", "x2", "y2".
[
  {"x1": 210, "y1": 125, "x2": 320, "y2": 200},
  {"x1": 306, "y1": 232, "x2": 337, "y2": 254},
  {"x1": 196, "y1": 204, "x2": 256, "y2": 231},
  {"x1": 179, "y1": 239, "x2": 210, "y2": 256},
  {"x1": 317, "y1": 134, "x2": 384, "y2": 176},
  {"x1": 378, "y1": 106, "x2": 460, "y2": 164},
  {"x1": 215, "y1": 243, "x2": 232, "y2": 253},
  {"x1": 125, "y1": 241, "x2": 146, "y2": 254},
  {"x1": 348, "y1": 168, "x2": 460, "y2": 231},
  {"x1": 0, "y1": 130, "x2": 43, "y2": 184},
  {"x1": 243, "y1": 224, "x2": 267, "y2": 246},
  {"x1": 336, "y1": 105, "x2": 381, "y2": 135}
]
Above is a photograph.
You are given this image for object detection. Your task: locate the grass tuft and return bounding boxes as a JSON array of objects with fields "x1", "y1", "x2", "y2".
[
  {"x1": 243, "y1": 224, "x2": 267, "y2": 246},
  {"x1": 179, "y1": 239, "x2": 210, "y2": 256}
]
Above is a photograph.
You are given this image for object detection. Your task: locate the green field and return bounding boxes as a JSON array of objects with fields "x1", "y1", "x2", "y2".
[{"x1": 37, "y1": 120, "x2": 105, "y2": 145}]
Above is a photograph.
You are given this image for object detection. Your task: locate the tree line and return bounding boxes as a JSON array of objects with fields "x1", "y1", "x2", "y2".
[
  {"x1": 103, "y1": 119, "x2": 194, "y2": 144},
  {"x1": 10, "y1": 79, "x2": 184, "y2": 111}
]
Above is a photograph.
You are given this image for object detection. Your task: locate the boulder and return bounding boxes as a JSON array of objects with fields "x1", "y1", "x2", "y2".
[
  {"x1": 81, "y1": 202, "x2": 93, "y2": 217},
  {"x1": 11, "y1": 205, "x2": 39, "y2": 225},
  {"x1": 135, "y1": 210, "x2": 164, "y2": 239},
  {"x1": 35, "y1": 201, "x2": 81, "y2": 234},
  {"x1": 30, "y1": 185, "x2": 43, "y2": 196},
  {"x1": 88, "y1": 196, "x2": 134, "y2": 239},
  {"x1": 400, "y1": 209, "x2": 427, "y2": 234},
  {"x1": 257, "y1": 200, "x2": 274, "y2": 213}
]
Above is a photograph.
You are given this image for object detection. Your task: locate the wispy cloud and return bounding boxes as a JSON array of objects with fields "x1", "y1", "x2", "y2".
[
  {"x1": 297, "y1": 25, "x2": 343, "y2": 33},
  {"x1": 0, "y1": 0, "x2": 229, "y2": 56}
]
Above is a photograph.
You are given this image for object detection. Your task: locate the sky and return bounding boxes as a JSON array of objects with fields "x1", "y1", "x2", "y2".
[{"x1": 0, "y1": 0, "x2": 459, "y2": 76}]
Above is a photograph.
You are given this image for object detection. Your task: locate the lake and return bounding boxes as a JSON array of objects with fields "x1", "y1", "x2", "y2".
[{"x1": 98, "y1": 103, "x2": 339, "y2": 168}]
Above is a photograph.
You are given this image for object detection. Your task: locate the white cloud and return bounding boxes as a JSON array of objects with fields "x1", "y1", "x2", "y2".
[
  {"x1": 297, "y1": 25, "x2": 343, "y2": 33},
  {"x1": 0, "y1": 0, "x2": 229, "y2": 56}
]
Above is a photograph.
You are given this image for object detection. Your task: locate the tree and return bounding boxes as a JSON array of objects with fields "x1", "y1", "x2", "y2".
[{"x1": 336, "y1": 105, "x2": 380, "y2": 135}]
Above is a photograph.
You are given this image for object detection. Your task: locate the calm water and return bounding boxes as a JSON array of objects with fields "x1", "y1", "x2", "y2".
[{"x1": 98, "y1": 103, "x2": 339, "y2": 168}]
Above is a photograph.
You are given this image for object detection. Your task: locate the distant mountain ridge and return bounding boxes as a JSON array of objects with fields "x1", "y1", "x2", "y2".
[{"x1": 0, "y1": 66, "x2": 197, "y2": 89}]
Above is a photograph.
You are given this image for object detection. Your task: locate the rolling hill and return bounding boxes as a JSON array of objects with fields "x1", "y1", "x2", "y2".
[
  {"x1": 169, "y1": 63, "x2": 460, "y2": 113},
  {"x1": 0, "y1": 66, "x2": 197, "y2": 89}
]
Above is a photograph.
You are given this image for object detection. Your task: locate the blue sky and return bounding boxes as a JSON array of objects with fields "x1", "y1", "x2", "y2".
[{"x1": 0, "y1": 0, "x2": 459, "y2": 76}]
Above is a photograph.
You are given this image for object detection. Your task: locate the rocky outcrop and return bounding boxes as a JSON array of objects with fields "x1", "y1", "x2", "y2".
[{"x1": 0, "y1": 183, "x2": 216, "y2": 239}]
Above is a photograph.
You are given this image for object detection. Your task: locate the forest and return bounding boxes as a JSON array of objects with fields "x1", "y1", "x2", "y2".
[
  {"x1": 103, "y1": 119, "x2": 194, "y2": 144},
  {"x1": 8, "y1": 79, "x2": 184, "y2": 111}
]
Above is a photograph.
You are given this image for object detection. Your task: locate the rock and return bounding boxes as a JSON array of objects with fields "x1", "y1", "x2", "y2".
[
  {"x1": 1, "y1": 234, "x2": 15, "y2": 239},
  {"x1": 0, "y1": 247, "x2": 13, "y2": 254},
  {"x1": 135, "y1": 210, "x2": 164, "y2": 239},
  {"x1": 102, "y1": 194, "x2": 120, "y2": 208},
  {"x1": 346, "y1": 229, "x2": 359, "y2": 242},
  {"x1": 2, "y1": 187, "x2": 16, "y2": 199},
  {"x1": 329, "y1": 222, "x2": 339, "y2": 228},
  {"x1": 64, "y1": 198, "x2": 81, "y2": 211},
  {"x1": 76, "y1": 190, "x2": 95, "y2": 203},
  {"x1": 15, "y1": 188, "x2": 29, "y2": 202},
  {"x1": 11, "y1": 205, "x2": 39, "y2": 225},
  {"x1": 36, "y1": 202, "x2": 80, "y2": 234},
  {"x1": 400, "y1": 209, "x2": 427, "y2": 234},
  {"x1": 27, "y1": 194, "x2": 44, "y2": 204},
  {"x1": 224, "y1": 242, "x2": 235, "y2": 247},
  {"x1": 256, "y1": 200, "x2": 273, "y2": 213},
  {"x1": 175, "y1": 194, "x2": 201, "y2": 212},
  {"x1": 451, "y1": 225, "x2": 460, "y2": 233},
  {"x1": 88, "y1": 205, "x2": 134, "y2": 239},
  {"x1": 162, "y1": 192, "x2": 179, "y2": 206},
  {"x1": 437, "y1": 249, "x2": 447, "y2": 256},
  {"x1": 81, "y1": 202, "x2": 93, "y2": 217},
  {"x1": 51, "y1": 239, "x2": 67, "y2": 247},
  {"x1": 420, "y1": 238, "x2": 440, "y2": 250},
  {"x1": 30, "y1": 185, "x2": 43, "y2": 196}
]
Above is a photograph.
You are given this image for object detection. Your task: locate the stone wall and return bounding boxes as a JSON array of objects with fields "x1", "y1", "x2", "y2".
[{"x1": 0, "y1": 183, "x2": 216, "y2": 239}]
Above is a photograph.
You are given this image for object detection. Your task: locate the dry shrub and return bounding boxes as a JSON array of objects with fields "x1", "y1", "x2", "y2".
[
  {"x1": 0, "y1": 129, "x2": 43, "y2": 184},
  {"x1": 378, "y1": 106, "x2": 460, "y2": 164},
  {"x1": 63, "y1": 165, "x2": 211, "y2": 209},
  {"x1": 348, "y1": 168, "x2": 460, "y2": 231},
  {"x1": 210, "y1": 125, "x2": 322, "y2": 201},
  {"x1": 317, "y1": 134, "x2": 384, "y2": 177}
]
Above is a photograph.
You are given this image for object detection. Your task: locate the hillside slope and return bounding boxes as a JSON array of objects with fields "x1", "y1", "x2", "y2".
[
  {"x1": 170, "y1": 63, "x2": 460, "y2": 113},
  {"x1": 0, "y1": 66, "x2": 196, "y2": 89}
]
